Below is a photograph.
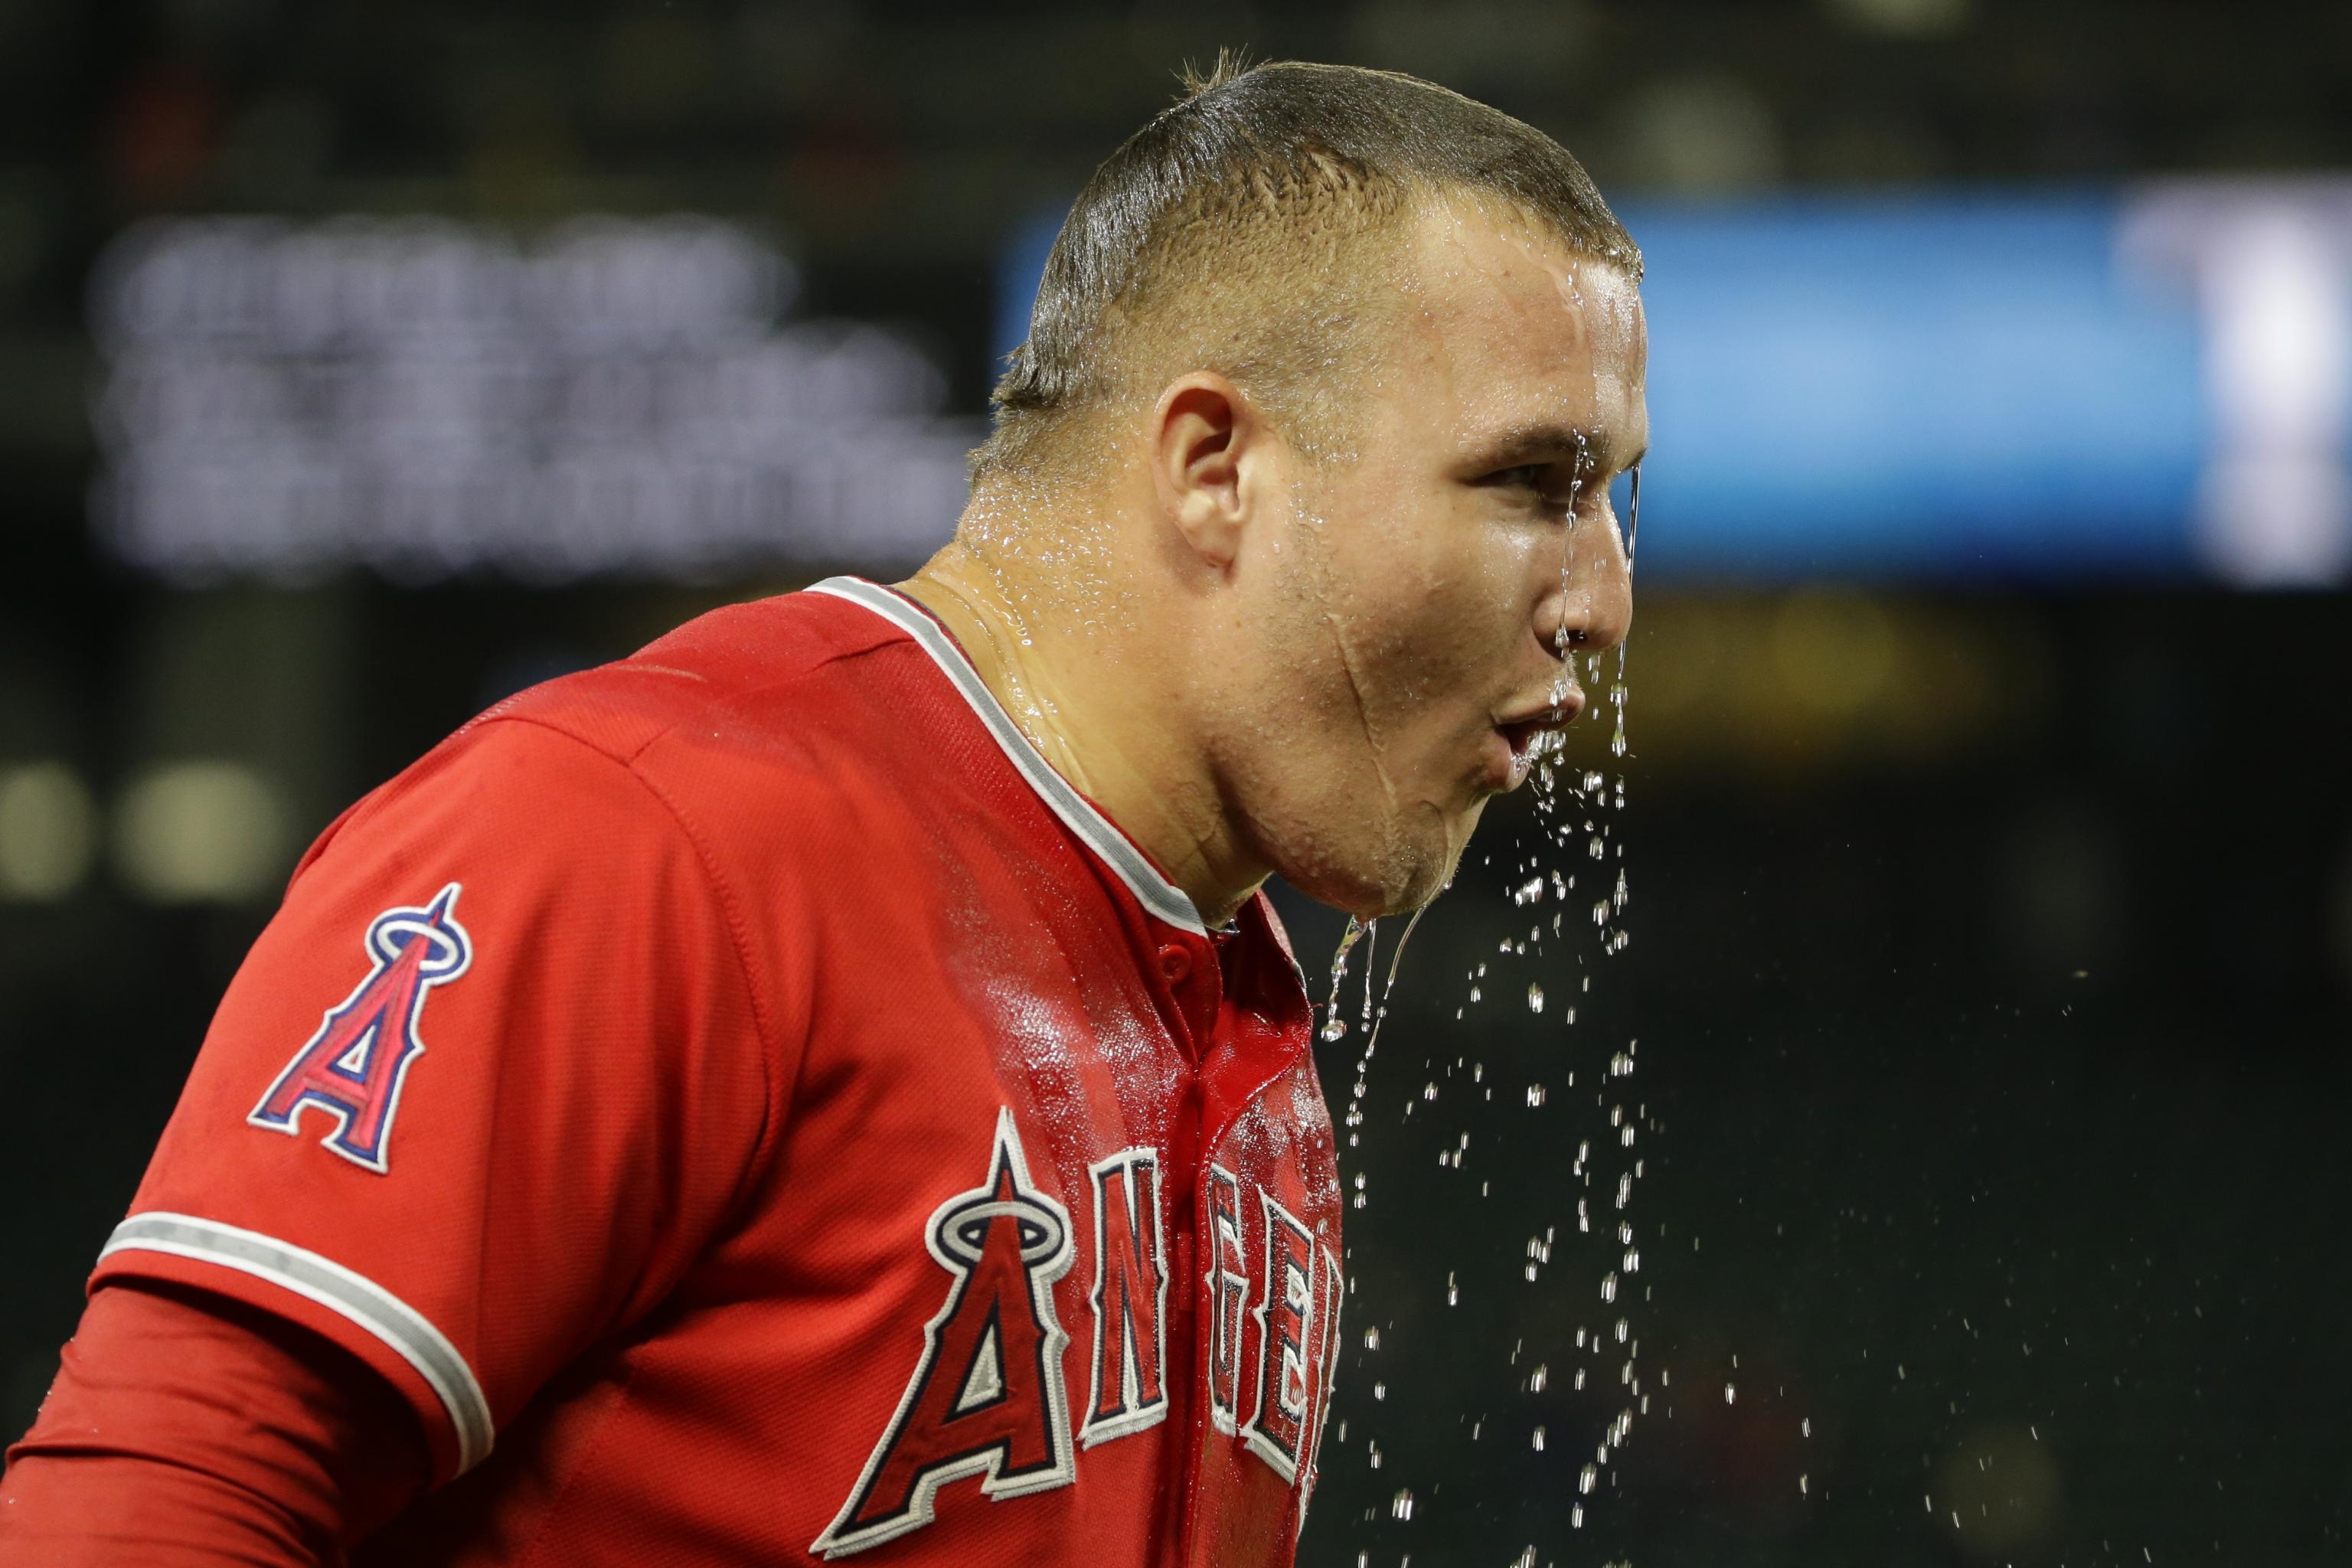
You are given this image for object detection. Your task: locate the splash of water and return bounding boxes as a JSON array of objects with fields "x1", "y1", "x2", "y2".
[
  {"x1": 1336, "y1": 439, "x2": 1655, "y2": 1560},
  {"x1": 1328, "y1": 906, "x2": 1433, "y2": 1158}
]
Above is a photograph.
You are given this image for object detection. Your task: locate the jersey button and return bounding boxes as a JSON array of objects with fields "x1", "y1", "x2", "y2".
[{"x1": 1158, "y1": 944, "x2": 1192, "y2": 984}]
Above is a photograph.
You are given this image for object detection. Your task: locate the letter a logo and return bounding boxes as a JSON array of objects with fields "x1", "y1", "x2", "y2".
[
  {"x1": 248, "y1": 884, "x2": 472, "y2": 1174},
  {"x1": 813, "y1": 1108, "x2": 1076, "y2": 1558}
]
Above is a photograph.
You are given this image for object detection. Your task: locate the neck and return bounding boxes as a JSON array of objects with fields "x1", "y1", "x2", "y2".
[{"x1": 897, "y1": 530, "x2": 1267, "y2": 929}]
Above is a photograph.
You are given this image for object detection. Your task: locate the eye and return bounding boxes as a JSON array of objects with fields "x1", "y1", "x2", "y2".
[{"x1": 1478, "y1": 462, "x2": 1580, "y2": 518}]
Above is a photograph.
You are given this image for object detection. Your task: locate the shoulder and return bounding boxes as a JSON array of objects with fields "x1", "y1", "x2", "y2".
[
  {"x1": 473, "y1": 586, "x2": 914, "y2": 773},
  {"x1": 298, "y1": 587, "x2": 929, "y2": 890}
]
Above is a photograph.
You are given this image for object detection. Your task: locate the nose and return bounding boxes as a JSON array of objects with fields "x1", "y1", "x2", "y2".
[{"x1": 1538, "y1": 507, "x2": 1635, "y2": 658}]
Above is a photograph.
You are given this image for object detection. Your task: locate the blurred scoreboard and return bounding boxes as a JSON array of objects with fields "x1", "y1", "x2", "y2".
[
  {"x1": 1000, "y1": 178, "x2": 2352, "y2": 587},
  {"x1": 84, "y1": 182, "x2": 2352, "y2": 588},
  {"x1": 90, "y1": 216, "x2": 978, "y2": 583}
]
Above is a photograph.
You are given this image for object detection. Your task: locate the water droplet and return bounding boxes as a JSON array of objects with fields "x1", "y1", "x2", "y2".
[
  {"x1": 1724, "y1": 1383, "x2": 1737, "y2": 1405},
  {"x1": 1390, "y1": 1488, "x2": 1414, "y2": 1521},
  {"x1": 1319, "y1": 916, "x2": 1366, "y2": 1042},
  {"x1": 1526, "y1": 982, "x2": 1544, "y2": 1013},
  {"x1": 1531, "y1": 1425, "x2": 1546, "y2": 1452}
]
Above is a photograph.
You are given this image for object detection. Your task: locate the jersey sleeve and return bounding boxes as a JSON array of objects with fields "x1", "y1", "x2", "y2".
[
  {"x1": 89, "y1": 717, "x2": 784, "y2": 1485},
  {"x1": 2, "y1": 1279, "x2": 430, "y2": 1563}
]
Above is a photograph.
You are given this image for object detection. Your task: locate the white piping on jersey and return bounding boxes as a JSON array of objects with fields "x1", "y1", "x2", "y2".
[
  {"x1": 100, "y1": 1211, "x2": 495, "y2": 1474},
  {"x1": 808, "y1": 577, "x2": 1209, "y2": 936}
]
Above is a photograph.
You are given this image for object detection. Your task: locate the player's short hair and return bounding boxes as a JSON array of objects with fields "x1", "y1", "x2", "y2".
[{"x1": 972, "y1": 56, "x2": 1640, "y2": 488}]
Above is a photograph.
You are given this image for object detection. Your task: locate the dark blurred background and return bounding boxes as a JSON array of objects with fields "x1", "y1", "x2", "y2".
[{"x1": 2, "y1": 2, "x2": 2348, "y2": 1564}]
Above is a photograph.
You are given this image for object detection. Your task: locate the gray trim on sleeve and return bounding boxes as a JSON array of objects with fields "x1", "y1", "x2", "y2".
[{"x1": 101, "y1": 1211, "x2": 495, "y2": 1473}]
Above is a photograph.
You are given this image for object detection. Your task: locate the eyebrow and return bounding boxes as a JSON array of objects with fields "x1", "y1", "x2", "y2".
[{"x1": 1468, "y1": 420, "x2": 1646, "y2": 479}]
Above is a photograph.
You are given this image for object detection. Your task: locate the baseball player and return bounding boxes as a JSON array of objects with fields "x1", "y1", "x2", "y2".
[{"x1": 2, "y1": 58, "x2": 1643, "y2": 1566}]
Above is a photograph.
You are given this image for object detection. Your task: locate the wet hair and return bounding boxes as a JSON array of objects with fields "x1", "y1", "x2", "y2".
[{"x1": 972, "y1": 55, "x2": 1640, "y2": 487}]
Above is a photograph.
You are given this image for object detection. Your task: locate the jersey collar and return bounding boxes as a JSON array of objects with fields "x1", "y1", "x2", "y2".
[{"x1": 806, "y1": 577, "x2": 1210, "y2": 936}]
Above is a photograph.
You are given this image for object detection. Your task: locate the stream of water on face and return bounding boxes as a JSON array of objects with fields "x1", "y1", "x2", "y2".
[{"x1": 1321, "y1": 456, "x2": 1651, "y2": 1565}]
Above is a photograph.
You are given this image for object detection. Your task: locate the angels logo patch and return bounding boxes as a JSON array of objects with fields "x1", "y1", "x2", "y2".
[
  {"x1": 247, "y1": 883, "x2": 472, "y2": 1174},
  {"x1": 813, "y1": 1107, "x2": 1079, "y2": 1558}
]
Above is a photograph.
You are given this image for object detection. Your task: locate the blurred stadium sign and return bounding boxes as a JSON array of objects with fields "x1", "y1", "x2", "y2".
[
  {"x1": 1001, "y1": 179, "x2": 2352, "y2": 586},
  {"x1": 2121, "y1": 181, "x2": 2352, "y2": 586},
  {"x1": 90, "y1": 216, "x2": 979, "y2": 583}
]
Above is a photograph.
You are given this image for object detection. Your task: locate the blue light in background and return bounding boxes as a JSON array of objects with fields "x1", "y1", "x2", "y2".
[
  {"x1": 1620, "y1": 194, "x2": 2206, "y2": 580},
  {"x1": 997, "y1": 191, "x2": 2216, "y2": 582}
]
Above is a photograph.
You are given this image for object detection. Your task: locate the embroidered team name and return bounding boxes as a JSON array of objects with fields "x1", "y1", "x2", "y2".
[
  {"x1": 247, "y1": 883, "x2": 472, "y2": 1174},
  {"x1": 814, "y1": 1109, "x2": 1079, "y2": 1558},
  {"x1": 1240, "y1": 1189, "x2": 1318, "y2": 1481},
  {"x1": 1204, "y1": 1165, "x2": 1249, "y2": 1434},
  {"x1": 1219, "y1": 1163, "x2": 1345, "y2": 1521},
  {"x1": 1080, "y1": 1148, "x2": 1168, "y2": 1446},
  {"x1": 815, "y1": 1117, "x2": 1341, "y2": 1557}
]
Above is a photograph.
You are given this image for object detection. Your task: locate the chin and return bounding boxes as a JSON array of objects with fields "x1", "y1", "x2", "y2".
[{"x1": 1271, "y1": 804, "x2": 1481, "y2": 921}]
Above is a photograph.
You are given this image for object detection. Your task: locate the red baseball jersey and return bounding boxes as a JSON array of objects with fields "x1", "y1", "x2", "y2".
[{"x1": 89, "y1": 577, "x2": 1347, "y2": 1566}]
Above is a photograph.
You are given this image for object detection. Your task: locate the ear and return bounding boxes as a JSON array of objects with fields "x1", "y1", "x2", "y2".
[{"x1": 1148, "y1": 372, "x2": 1262, "y2": 570}]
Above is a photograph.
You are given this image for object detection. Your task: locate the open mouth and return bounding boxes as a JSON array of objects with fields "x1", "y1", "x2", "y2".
[
  {"x1": 1489, "y1": 719, "x2": 1556, "y2": 789},
  {"x1": 1497, "y1": 718, "x2": 1547, "y2": 766},
  {"x1": 1490, "y1": 689, "x2": 1584, "y2": 787}
]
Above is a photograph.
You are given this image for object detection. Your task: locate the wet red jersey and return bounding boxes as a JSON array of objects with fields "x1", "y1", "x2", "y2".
[{"x1": 88, "y1": 577, "x2": 1346, "y2": 1566}]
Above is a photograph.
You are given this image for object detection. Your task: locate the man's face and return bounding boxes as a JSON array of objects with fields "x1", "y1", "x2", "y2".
[{"x1": 1211, "y1": 200, "x2": 1648, "y2": 918}]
